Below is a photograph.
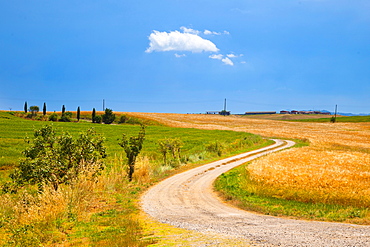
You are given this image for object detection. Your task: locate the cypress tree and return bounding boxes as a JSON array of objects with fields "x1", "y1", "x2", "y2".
[
  {"x1": 77, "y1": 106, "x2": 81, "y2": 122},
  {"x1": 24, "y1": 101, "x2": 28, "y2": 113},
  {"x1": 92, "y1": 108, "x2": 96, "y2": 123},
  {"x1": 62, "y1": 105, "x2": 66, "y2": 115},
  {"x1": 43, "y1": 103, "x2": 47, "y2": 116}
]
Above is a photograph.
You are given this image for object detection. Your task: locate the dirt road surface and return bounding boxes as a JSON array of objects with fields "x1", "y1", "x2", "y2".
[{"x1": 141, "y1": 140, "x2": 370, "y2": 246}]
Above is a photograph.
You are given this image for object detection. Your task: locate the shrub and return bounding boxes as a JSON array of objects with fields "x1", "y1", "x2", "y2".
[
  {"x1": 206, "y1": 141, "x2": 225, "y2": 156},
  {"x1": 59, "y1": 112, "x2": 72, "y2": 122},
  {"x1": 157, "y1": 138, "x2": 183, "y2": 167},
  {"x1": 8, "y1": 125, "x2": 106, "y2": 191},
  {"x1": 48, "y1": 113, "x2": 58, "y2": 122},
  {"x1": 93, "y1": 115, "x2": 102, "y2": 123},
  {"x1": 119, "y1": 115, "x2": 129, "y2": 124}
]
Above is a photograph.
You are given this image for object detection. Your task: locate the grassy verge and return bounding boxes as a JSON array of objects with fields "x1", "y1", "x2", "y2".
[
  {"x1": 0, "y1": 111, "x2": 271, "y2": 246},
  {"x1": 214, "y1": 162, "x2": 370, "y2": 225}
]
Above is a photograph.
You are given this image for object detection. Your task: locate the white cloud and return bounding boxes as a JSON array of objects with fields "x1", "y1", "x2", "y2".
[
  {"x1": 227, "y1": 54, "x2": 237, "y2": 58},
  {"x1": 146, "y1": 27, "x2": 237, "y2": 66},
  {"x1": 175, "y1": 53, "x2": 186, "y2": 58},
  {"x1": 146, "y1": 30, "x2": 219, "y2": 53},
  {"x1": 180, "y1": 26, "x2": 200, "y2": 35},
  {"x1": 204, "y1": 29, "x2": 230, "y2": 35},
  {"x1": 204, "y1": 30, "x2": 221, "y2": 35},
  {"x1": 209, "y1": 54, "x2": 223, "y2": 60},
  {"x1": 209, "y1": 54, "x2": 234, "y2": 66},
  {"x1": 222, "y1": 57, "x2": 234, "y2": 66}
]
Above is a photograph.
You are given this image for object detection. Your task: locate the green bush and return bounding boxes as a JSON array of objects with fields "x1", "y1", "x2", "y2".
[
  {"x1": 59, "y1": 112, "x2": 72, "y2": 122},
  {"x1": 48, "y1": 113, "x2": 58, "y2": 122},
  {"x1": 94, "y1": 115, "x2": 102, "y2": 123},
  {"x1": 205, "y1": 141, "x2": 225, "y2": 156},
  {"x1": 157, "y1": 138, "x2": 183, "y2": 167},
  {"x1": 119, "y1": 115, "x2": 129, "y2": 124},
  {"x1": 8, "y1": 125, "x2": 106, "y2": 191}
]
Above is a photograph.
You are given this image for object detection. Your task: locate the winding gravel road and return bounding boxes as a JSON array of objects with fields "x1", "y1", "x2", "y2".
[{"x1": 141, "y1": 140, "x2": 370, "y2": 246}]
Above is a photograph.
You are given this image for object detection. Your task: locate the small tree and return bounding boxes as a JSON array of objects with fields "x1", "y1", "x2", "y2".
[
  {"x1": 62, "y1": 105, "x2": 66, "y2": 115},
  {"x1": 24, "y1": 101, "x2": 28, "y2": 113},
  {"x1": 43, "y1": 102, "x2": 47, "y2": 116},
  {"x1": 77, "y1": 106, "x2": 81, "y2": 122},
  {"x1": 119, "y1": 125, "x2": 146, "y2": 181},
  {"x1": 29, "y1": 106, "x2": 39, "y2": 117},
  {"x1": 92, "y1": 108, "x2": 96, "y2": 123},
  {"x1": 158, "y1": 138, "x2": 183, "y2": 166},
  {"x1": 9, "y1": 125, "x2": 106, "y2": 191},
  {"x1": 102, "y1": 108, "x2": 116, "y2": 124}
]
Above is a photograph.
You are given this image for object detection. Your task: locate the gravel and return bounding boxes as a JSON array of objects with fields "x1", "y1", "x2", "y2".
[{"x1": 141, "y1": 140, "x2": 370, "y2": 246}]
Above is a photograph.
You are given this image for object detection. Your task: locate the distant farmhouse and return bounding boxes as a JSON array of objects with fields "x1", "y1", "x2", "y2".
[
  {"x1": 280, "y1": 110, "x2": 331, "y2": 115},
  {"x1": 206, "y1": 111, "x2": 231, "y2": 116}
]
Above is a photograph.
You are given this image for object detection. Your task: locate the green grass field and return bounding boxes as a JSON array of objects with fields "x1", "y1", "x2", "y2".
[
  {"x1": 0, "y1": 111, "x2": 271, "y2": 246},
  {"x1": 0, "y1": 111, "x2": 264, "y2": 170}
]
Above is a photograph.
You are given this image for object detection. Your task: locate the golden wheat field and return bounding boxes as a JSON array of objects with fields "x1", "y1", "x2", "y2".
[{"x1": 127, "y1": 112, "x2": 370, "y2": 208}]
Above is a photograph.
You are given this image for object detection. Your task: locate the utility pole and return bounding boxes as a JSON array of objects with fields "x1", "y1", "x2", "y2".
[
  {"x1": 224, "y1": 98, "x2": 227, "y2": 112},
  {"x1": 334, "y1": 104, "x2": 338, "y2": 121},
  {"x1": 103, "y1": 99, "x2": 105, "y2": 111}
]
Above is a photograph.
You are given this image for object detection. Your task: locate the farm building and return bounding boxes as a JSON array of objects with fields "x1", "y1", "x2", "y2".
[
  {"x1": 279, "y1": 110, "x2": 331, "y2": 115},
  {"x1": 206, "y1": 111, "x2": 231, "y2": 116},
  {"x1": 245, "y1": 111, "x2": 276, "y2": 115}
]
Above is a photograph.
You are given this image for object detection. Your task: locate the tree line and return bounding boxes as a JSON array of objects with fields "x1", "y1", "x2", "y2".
[{"x1": 23, "y1": 101, "x2": 116, "y2": 124}]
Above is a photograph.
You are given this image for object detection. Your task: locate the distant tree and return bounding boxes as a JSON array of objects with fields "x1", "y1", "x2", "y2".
[
  {"x1": 62, "y1": 105, "x2": 66, "y2": 115},
  {"x1": 119, "y1": 125, "x2": 146, "y2": 181},
  {"x1": 49, "y1": 113, "x2": 58, "y2": 122},
  {"x1": 59, "y1": 112, "x2": 72, "y2": 122},
  {"x1": 24, "y1": 101, "x2": 28, "y2": 113},
  {"x1": 29, "y1": 106, "x2": 39, "y2": 117},
  {"x1": 43, "y1": 103, "x2": 47, "y2": 116},
  {"x1": 102, "y1": 108, "x2": 116, "y2": 124},
  {"x1": 92, "y1": 108, "x2": 96, "y2": 123},
  {"x1": 77, "y1": 106, "x2": 81, "y2": 122}
]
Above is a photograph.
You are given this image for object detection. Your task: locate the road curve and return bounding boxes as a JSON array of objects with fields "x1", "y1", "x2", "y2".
[{"x1": 141, "y1": 140, "x2": 370, "y2": 246}]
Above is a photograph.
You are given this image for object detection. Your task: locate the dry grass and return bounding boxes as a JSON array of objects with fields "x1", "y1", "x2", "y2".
[
  {"x1": 248, "y1": 146, "x2": 370, "y2": 207},
  {"x1": 0, "y1": 158, "x2": 153, "y2": 246},
  {"x1": 126, "y1": 113, "x2": 370, "y2": 211}
]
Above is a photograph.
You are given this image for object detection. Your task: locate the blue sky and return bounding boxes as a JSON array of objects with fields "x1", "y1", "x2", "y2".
[{"x1": 1, "y1": 0, "x2": 369, "y2": 114}]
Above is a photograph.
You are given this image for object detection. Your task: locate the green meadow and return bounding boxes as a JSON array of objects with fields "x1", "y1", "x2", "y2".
[
  {"x1": 0, "y1": 111, "x2": 270, "y2": 246},
  {"x1": 0, "y1": 111, "x2": 264, "y2": 170}
]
